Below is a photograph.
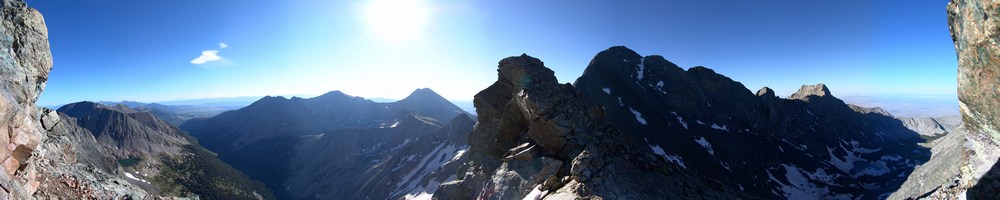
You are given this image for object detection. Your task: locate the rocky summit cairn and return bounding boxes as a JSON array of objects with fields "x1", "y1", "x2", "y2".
[{"x1": 949, "y1": 0, "x2": 1000, "y2": 144}]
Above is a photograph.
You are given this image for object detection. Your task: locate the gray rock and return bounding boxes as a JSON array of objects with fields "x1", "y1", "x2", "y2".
[
  {"x1": 949, "y1": 0, "x2": 1000, "y2": 144},
  {"x1": 898, "y1": 115, "x2": 962, "y2": 137},
  {"x1": 788, "y1": 83, "x2": 831, "y2": 100}
]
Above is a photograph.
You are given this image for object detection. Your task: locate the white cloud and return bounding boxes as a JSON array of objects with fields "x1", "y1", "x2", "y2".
[
  {"x1": 219, "y1": 42, "x2": 228, "y2": 49},
  {"x1": 190, "y1": 50, "x2": 222, "y2": 64}
]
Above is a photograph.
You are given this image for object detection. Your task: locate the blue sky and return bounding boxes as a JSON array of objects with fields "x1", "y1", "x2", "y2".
[{"x1": 30, "y1": 0, "x2": 957, "y2": 106}]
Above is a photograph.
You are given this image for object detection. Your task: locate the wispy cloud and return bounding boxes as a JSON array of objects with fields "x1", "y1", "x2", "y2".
[
  {"x1": 190, "y1": 50, "x2": 222, "y2": 64},
  {"x1": 191, "y1": 42, "x2": 230, "y2": 66}
]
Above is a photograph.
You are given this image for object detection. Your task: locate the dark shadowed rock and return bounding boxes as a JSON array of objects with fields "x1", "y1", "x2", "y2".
[
  {"x1": 181, "y1": 88, "x2": 474, "y2": 199},
  {"x1": 573, "y1": 46, "x2": 929, "y2": 199},
  {"x1": 436, "y1": 52, "x2": 747, "y2": 199}
]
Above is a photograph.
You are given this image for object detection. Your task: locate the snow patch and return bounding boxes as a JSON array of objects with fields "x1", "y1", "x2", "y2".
[
  {"x1": 390, "y1": 121, "x2": 402, "y2": 128},
  {"x1": 124, "y1": 172, "x2": 150, "y2": 184},
  {"x1": 618, "y1": 97, "x2": 624, "y2": 106},
  {"x1": 710, "y1": 123, "x2": 728, "y2": 131},
  {"x1": 629, "y1": 107, "x2": 647, "y2": 125},
  {"x1": 671, "y1": 112, "x2": 688, "y2": 129},
  {"x1": 636, "y1": 57, "x2": 645, "y2": 80},
  {"x1": 405, "y1": 192, "x2": 433, "y2": 200},
  {"x1": 767, "y1": 164, "x2": 852, "y2": 199},
  {"x1": 602, "y1": 88, "x2": 611, "y2": 94},
  {"x1": 523, "y1": 185, "x2": 548, "y2": 200},
  {"x1": 664, "y1": 154, "x2": 686, "y2": 169},
  {"x1": 825, "y1": 140, "x2": 888, "y2": 178},
  {"x1": 394, "y1": 144, "x2": 464, "y2": 197},
  {"x1": 695, "y1": 137, "x2": 714, "y2": 155},
  {"x1": 650, "y1": 144, "x2": 666, "y2": 156}
]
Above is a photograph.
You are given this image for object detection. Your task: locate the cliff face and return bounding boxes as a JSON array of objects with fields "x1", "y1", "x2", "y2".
[
  {"x1": 0, "y1": 0, "x2": 56, "y2": 196},
  {"x1": 887, "y1": 1, "x2": 1000, "y2": 198},
  {"x1": 950, "y1": 0, "x2": 1000, "y2": 143}
]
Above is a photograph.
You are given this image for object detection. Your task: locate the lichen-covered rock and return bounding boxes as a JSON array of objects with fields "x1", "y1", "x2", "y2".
[
  {"x1": 949, "y1": 0, "x2": 1000, "y2": 143},
  {"x1": 888, "y1": 0, "x2": 1000, "y2": 198}
]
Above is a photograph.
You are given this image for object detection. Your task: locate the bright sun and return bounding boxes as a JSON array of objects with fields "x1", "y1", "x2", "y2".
[{"x1": 361, "y1": 0, "x2": 431, "y2": 43}]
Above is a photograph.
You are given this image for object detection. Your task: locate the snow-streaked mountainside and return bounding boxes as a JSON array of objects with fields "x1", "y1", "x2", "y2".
[
  {"x1": 571, "y1": 46, "x2": 934, "y2": 199},
  {"x1": 180, "y1": 88, "x2": 473, "y2": 199},
  {"x1": 432, "y1": 46, "x2": 951, "y2": 200}
]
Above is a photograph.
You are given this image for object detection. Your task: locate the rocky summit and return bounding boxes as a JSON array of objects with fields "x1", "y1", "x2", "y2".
[{"x1": 436, "y1": 53, "x2": 747, "y2": 199}]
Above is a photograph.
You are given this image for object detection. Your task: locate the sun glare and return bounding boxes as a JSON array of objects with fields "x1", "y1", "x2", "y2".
[{"x1": 361, "y1": 0, "x2": 431, "y2": 43}]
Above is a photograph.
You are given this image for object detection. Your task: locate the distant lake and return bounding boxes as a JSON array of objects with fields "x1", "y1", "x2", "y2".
[{"x1": 840, "y1": 94, "x2": 959, "y2": 118}]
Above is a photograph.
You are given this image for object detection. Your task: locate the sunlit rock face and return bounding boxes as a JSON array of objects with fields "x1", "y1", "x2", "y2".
[
  {"x1": 886, "y1": 1, "x2": 1000, "y2": 199},
  {"x1": 950, "y1": 0, "x2": 1000, "y2": 144},
  {"x1": 0, "y1": 0, "x2": 54, "y2": 196}
]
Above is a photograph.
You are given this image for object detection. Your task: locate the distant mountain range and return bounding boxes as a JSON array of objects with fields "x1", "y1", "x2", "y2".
[
  {"x1": 180, "y1": 88, "x2": 473, "y2": 199},
  {"x1": 0, "y1": 0, "x2": 997, "y2": 199}
]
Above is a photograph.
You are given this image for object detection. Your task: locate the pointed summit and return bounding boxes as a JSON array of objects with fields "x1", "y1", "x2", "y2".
[
  {"x1": 400, "y1": 88, "x2": 445, "y2": 102},
  {"x1": 392, "y1": 88, "x2": 468, "y2": 123},
  {"x1": 789, "y1": 83, "x2": 832, "y2": 100}
]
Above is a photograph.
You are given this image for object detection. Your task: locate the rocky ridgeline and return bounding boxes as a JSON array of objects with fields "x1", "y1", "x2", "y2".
[{"x1": 436, "y1": 54, "x2": 746, "y2": 199}]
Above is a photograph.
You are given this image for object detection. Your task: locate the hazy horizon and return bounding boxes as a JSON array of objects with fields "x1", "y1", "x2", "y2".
[{"x1": 30, "y1": 0, "x2": 959, "y2": 117}]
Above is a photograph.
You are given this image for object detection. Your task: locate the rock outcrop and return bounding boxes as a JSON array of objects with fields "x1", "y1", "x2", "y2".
[
  {"x1": 0, "y1": 1, "x2": 152, "y2": 198},
  {"x1": 0, "y1": 0, "x2": 52, "y2": 197},
  {"x1": 888, "y1": 0, "x2": 1000, "y2": 198},
  {"x1": 436, "y1": 54, "x2": 746, "y2": 199},
  {"x1": 950, "y1": 0, "x2": 1000, "y2": 143}
]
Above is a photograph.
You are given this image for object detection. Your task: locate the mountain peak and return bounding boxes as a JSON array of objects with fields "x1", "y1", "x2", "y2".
[
  {"x1": 756, "y1": 87, "x2": 777, "y2": 97},
  {"x1": 402, "y1": 88, "x2": 442, "y2": 100},
  {"x1": 393, "y1": 88, "x2": 467, "y2": 122},
  {"x1": 316, "y1": 90, "x2": 351, "y2": 99},
  {"x1": 789, "y1": 83, "x2": 831, "y2": 99},
  {"x1": 498, "y1": 54, "x2": 557, "y2": 88}
]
